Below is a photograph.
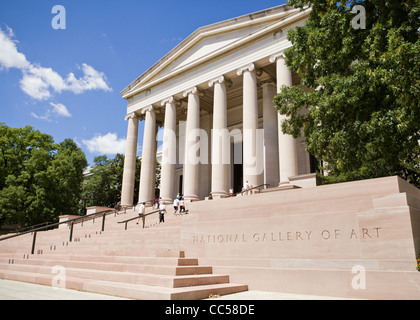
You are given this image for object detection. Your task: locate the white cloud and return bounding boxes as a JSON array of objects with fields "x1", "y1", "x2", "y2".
[
  {"x1": 30, "y1": 112, "x2": 52, "y2": 122},
  {"x1": 0, "y1": 25, "x2": 30, "y2": 70},
  {"x1": 50, "y1": 102, "x2": 71, "y2": 117},
  {"x1": 0, "y1": 26, "x2": 112, "y2": 101},
  {"x1": 20, "y1": 72, "x2": 52, "y2": 100},
  {"x1": 30, "y1": 102, "x2": 71, "y2": 121},
  {"x1": 65, "y1": 63, "x2": 112, "y2": 94},
  {"x1": 19, "y1": 63, "x2": 112, "y2": 101},
  {"x1": 82, "y1": 133, "x2": 126, "y2": 155}
]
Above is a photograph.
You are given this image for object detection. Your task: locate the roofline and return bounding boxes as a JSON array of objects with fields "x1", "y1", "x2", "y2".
[{"x1": 120, "y1": 4, "x2": 297, "y2": 98}]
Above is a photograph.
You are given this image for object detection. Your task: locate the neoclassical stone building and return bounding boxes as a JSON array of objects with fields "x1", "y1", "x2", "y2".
[{"x1": 120, "y1": 4, "x2": 316, "y2": 207}]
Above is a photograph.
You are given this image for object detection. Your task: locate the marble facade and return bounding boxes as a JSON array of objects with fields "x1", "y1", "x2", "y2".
[{"x1": 120, "y1": 5, "x2": 313, "y2": 206}]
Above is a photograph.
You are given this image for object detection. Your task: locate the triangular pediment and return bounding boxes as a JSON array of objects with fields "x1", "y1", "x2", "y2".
[
  {"x1": 122, "y1": 4, "x2": 304, "y2": 99},
  {"x1": 154, "y1": 23, "x2": 270, "y2": 79}
]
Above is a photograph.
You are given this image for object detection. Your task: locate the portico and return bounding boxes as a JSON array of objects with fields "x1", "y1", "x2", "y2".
[{"x1": 120, "y1": 5, "x2": 314, "y2": 206}]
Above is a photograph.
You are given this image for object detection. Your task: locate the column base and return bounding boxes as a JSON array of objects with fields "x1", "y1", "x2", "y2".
[
  {"x1": 288, "y1": 173, "x2": 320, "y2": 188},
  {"x1": 210, "y1": 191, "x2": 229, "y2": 199},
  {"x1": 278, "y1": 181, "x2": 301, "y2": 191},
  {"x1": 160, "y1": 198, "x2": 174, "y2": 205},
  {"x1": 138, "y1": 200, "x2": 153, "y2": 207},
  {"x1": 184, "y1": 195, "x2": 200, "y2": 203},
  {"x1": 121, "y1": 202, "x2": 134, "y2": 208}
]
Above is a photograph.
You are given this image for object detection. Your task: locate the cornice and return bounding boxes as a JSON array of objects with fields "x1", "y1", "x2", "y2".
[
  {"x1": 121, "y1": 6, "x2": 310, "y2": 100},
  {"x1": 121, "y1": 5, "x2": 295, "y2": 97}
]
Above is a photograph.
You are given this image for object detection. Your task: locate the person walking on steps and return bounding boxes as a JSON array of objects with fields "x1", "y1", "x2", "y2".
[
  {"x1": 159, "y1": 203, "x2": 166, "y2": 223},
  {"x1": 136, "y1": 202, "x2": 146, "y2": 228},
  {"x1": 243, "y1": 180, "x2": 250, "y2": 195},
  {"x1": 173, "y1": 198, "x2": 179, "y2": 215},
  {"x1": 179, "y1": 197, "x2": 186, "y2": 214}
]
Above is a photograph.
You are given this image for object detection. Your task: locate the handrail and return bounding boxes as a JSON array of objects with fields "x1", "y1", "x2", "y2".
[
  {"x1": 118, "y1": 209, "x2": 162, "y2": 230},
  {"x1": 12, "y1": 221, "x2": 56, "y2": 234},
  {"x1": 231, "y1": 183, "x2": 270, "y2": 197},
  {"x1": 0, "y1": 208, "x2": 117, "y2": 254}
]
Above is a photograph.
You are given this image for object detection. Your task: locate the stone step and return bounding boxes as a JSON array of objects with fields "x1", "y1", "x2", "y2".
[
  {"x1": 0, "y1": 200, "x2": 248, "y2": 300},
  {"x1": 0, "y1": 264, "x2": 247, "y2": 300},
  {"x1": 27, "y1": 231, "x2": 183, "y2": 250},
  {"x1": 0, "y1": 257, "x2": 199, "y2": 272},
  {"x1": 0, "y1": 262, "x2": 227, "y2": 288},
  {"x1": 84, "y1": 280, "x2": 248, "y2": 300},
  {"x1": 0, "y1": 260, "x2": 213, "y2": 278},
  {"x1": 2, "y1": 254, "x2": 196, "y2": 266}
]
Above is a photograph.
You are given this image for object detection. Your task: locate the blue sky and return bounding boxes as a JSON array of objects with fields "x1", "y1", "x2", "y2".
[{"x1": 0, "y1": 0, "x2": 287, "y2": 165}]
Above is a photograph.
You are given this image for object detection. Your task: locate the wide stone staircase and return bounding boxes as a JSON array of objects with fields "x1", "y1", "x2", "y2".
[{"x1": 0, "y1": 208, "x2": 248, "y2": 300}]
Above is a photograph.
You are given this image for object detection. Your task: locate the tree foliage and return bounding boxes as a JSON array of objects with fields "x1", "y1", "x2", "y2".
[
  {"x1": 0, "y1": 123, "x2": 87, "y2": 227},
  {"x1": 82, "y1": 154, "x2": 129, "y2": 208},
  {"x1": 82, "y1": 154, "x2": 161, "y2": 208},
  {"x1": 275, "y1": 0, "x2": 420, "y2": 186}
]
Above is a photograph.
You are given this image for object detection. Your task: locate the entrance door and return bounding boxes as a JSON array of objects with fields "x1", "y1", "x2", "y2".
[
  {"x1": 179, "y1": 175, "x2": 183, "y2": 195},
  {"x1": 232, "y1": 142, "x2": 243, "y2": 194}
]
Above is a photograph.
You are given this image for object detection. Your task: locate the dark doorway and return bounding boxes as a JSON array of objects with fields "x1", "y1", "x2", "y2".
[
  {"x1": 179, "y1": 175, "x2": 183, "y2": 195},
  {"x1": 233, "y1": 163, "x2": 243, "y2": 194},
  {"x1": 232, "y1": 142, "x2": 243, "y2": 194},
  {"x1": 309, "y1": 155, "x2": 319, "y2": 174}
]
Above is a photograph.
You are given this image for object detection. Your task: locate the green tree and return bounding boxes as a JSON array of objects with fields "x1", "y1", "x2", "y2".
[
  {"x1": 0, "y1": 124, "x2": 87, "y2": 227},
  {"x1": 82, "y1": 154, "x2": 162, "y2": 208},
  {"x1": 82, "y1": 154, "x2": 133, "y2": 208},
  {"x1": 275, "y1": 0, "x2": 420, "y2": 186},
  {"x1": 48, "y1": 139, "x2": 88, "y2": 215}
]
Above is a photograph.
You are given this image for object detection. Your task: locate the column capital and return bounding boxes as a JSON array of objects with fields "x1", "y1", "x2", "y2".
[
  {"x1": 183, "y1": 86, "x2": 205, "y2": 98},
  {"x1": 208, "y1": 75, "x2": 233, "y2": 88},
  {"x1": 183, "y1": 86, "x2": 198, "y2": 98},
  {"x1": 161, "y1": 96, "x2": 175, "y2": 106},
  {"x1": 162, "y1": 96, "x2": 182, "y2": 107},
  {"x1": 236, "y1": 63, "x2": 263, "y2": 77},
  {"x1": 141, "y1": 105, "x2": 155, "y2": 115},
  {"x1": 269, "y1": 52, "x2": 286, "y2": 63},
  {"x1": 124, "y1": 113, "x2": 139, "y2": 121}
]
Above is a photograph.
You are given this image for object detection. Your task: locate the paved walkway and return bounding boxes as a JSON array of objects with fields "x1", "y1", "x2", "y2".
[
  {"x1": 207, "y1": 291, "x2": 356, "y2": 300},
  {"x1": 0, "y1": 279, "x2": 129, "y2": 300},
  {"x1": 0, "y1": 279, "x2": 355, "y2": 300}
]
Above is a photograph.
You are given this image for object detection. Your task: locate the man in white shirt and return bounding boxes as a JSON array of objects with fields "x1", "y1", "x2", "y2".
[
  {"x1": 179, "y1": 198, "x2": 185, "y2": 214},
  {"x1": 243, "y1": 181, "x2": 250, "y2": 195},
  {"x1": 173, "y1": 198, "x2": 179, "y2": 215},
  {"x1": 136, "y1": 202, "x2": 145, "y2": 227},
  {"x1": 229, "y1": 188, "x2": 234, "y2": 196},
  {"x1": 159, "y1": 203, "x2": 166, "y2": 223}
]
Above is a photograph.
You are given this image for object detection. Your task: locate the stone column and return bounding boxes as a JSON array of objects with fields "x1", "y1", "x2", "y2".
[
  {"x1": 262, "y1": 81, "x2": 280, "y2": 188},
  {"x1": 138, "y1": 106, "x2": 157, "y2": 206},
  {"x1": 159, "y1": 97, "x2": 177, "y2": 204},
  {"x1": 270, "y1": 53, "x2": 298, "y2": 185},
  {"x1": 121, "y1": 113, "x2": 139, "y2": 207},
  {"x1": 209, "y1": 76, "x2": 232, "y2": 199},
  {"x1": 237, "y1": 63, "x2": 263, "y2": 188},
  {"x1": 183, "y1": 87, "x2": 201, "y2": 202}
]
